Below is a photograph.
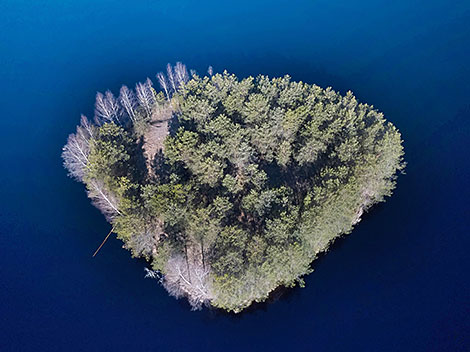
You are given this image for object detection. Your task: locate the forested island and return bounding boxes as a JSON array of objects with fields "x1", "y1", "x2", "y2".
[{"x1": 63, "y1": 63, "x2": 405, "y2": 312}]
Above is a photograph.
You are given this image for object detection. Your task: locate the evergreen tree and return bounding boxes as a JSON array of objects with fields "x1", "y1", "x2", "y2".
[{"x1": 63, "y1": 63, "x2": 405, "y2": 312}]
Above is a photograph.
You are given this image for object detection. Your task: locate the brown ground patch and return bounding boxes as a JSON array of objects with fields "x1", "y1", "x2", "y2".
[{"x1": 143, "y1": 105, "x2": 172, "y2": 177}]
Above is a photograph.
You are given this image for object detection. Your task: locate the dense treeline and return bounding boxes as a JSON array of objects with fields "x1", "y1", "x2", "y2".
[{"x1": 63, "y1": 63, "x2": 405, "y2": 312}]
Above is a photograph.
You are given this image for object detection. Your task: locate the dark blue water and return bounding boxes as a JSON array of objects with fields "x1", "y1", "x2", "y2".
[{"x1": 1, "y1": 1, "x2": 469, "y2": 350}]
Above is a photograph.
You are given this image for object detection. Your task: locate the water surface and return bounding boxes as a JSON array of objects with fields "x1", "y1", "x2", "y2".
[{"x1": 1, "y1": 1, "x2": 469, "y2": 350}]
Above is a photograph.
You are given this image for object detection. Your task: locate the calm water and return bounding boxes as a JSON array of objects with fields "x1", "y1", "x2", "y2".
[{"x1": 1, "y1": 1, "x2": 469, "y2": 351}]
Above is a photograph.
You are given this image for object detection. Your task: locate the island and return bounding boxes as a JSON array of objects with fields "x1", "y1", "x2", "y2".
[{"x1": 63, "y1": 63, "x2": 405, "y2": 312}]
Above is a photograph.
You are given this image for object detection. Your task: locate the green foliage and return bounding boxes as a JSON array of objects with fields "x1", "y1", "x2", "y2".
[
  {"x1": 72, "y1": 70, "x2": 405, "y2": 312},
  {"x1": 87, "y1": 123, "x2": 132, "y2": 182}
]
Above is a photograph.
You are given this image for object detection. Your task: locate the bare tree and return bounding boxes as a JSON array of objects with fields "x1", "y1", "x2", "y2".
[
  {"x1": 119, "y1": 85, "x2": 138, "y2": 123},
  {"x1": 62, "y1": 115, "x2": 94, "y2": 181},
  {"x1": 136, "y1": 78, "x2": 155, "y2": 118},
  {"x1": 124, "y1": 224, "x2": 161, "y2": 259},
  {"x1": 87, "y1": 179, "x2": 122, "y2": 220},
  {"x1": 157, "y1": 62, "x2": 189, "y2": 101},
  {"x1": 166, "y1": 63, "x2": 177, "y2": 92},
  {"x1": 144, "y1": 268, "x2": 163, "y2": 282},
  {"x1": 156, "y1": 72, "x2": 171, "y2": 101},
  {"x1": 94, "y1": 92, "x2": 110, "y2": 124},
  {"x1": 174, "y1": 62, "x2": 189, "y2": 86},
  {"x1": 94, "y1": 90, "x2": 121, "y2": 124},
  {"x1": 163, "y1": 253, "x2": 212, "y2": 310},
  {"x1": 106, "y1": 90, "x2": 121, "y2": 122},
  {"x1": 79, "y1": 114, "x2": 95, "y2": 138}
]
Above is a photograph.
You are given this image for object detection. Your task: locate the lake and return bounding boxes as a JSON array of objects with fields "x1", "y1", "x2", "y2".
[{"x1": 1, "y1": 0, "x2": 469, "y2": 350}]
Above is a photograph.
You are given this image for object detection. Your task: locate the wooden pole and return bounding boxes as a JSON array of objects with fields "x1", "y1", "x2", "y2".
[{"x1": 92, "y1": 227, "x2": 114, "y2": 257}]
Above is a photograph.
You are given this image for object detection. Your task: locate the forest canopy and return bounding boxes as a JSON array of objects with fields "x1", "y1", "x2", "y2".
[{"x1": 63, "y1": 63, "x2": 405, "y2": 312}]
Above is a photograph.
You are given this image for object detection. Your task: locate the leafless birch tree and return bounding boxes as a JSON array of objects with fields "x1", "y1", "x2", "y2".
[
  {"x1": 94, "y1": 90, "x2": 121, "y2": 125},
  {"x1": 62, "y1": 115, "x2": 94, "y2": 181},
  {"x1": 119, "y1": 85, "x2": 138, "y2": 123},
  {"x1": 136, "y1": 78, "x2": 155, "y2": 118},
  {"x1": 156, "y1": 72, "x2": 171, "y2": 101},
  {"x1": 166, "y1": 63, "x2": 177, "y2": 92},
  {"x1": 124, "y1": 223, "x2": 161, "y2": 259},
  {"x1": 87, "y1": 179, "x2": 122, "y2": 220},
  {"x1": 163, "y1": 253, "x2": 212, "y2": 309},
  {"x1": 144, "y1": 268, "x2": 163, "y2": 282},
  {"x1": 174, "y1": 62, "x2": 189, "y2": 86}
]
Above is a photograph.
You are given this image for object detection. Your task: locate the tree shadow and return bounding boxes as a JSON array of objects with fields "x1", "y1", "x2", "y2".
[
  {"x1": 167, "y1": 111, "x2": 180, "y2": 137},
  {"x1": 150, "y1": 149, "x2": 171, "y2": 184},
  {"x1": 130, "y1": 136, "x2": 148, "y2": 184}
]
